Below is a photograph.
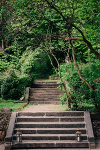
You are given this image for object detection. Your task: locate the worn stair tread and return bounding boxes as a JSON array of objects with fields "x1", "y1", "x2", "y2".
[
  {"x1": 16, "y1": 117, "x2": 84, "y2": 122},
  {"x1": 32, "y1": 81, "x2": 58, "y2": 83},
  {"x1": 29, "y1": 98, "x2": 61, "y2": 100},
  {"x1": 30, "y1": 88, "x2": 62, "y2": 90},
  {"x1": 11, "y1": 149, "x2": 90, "y2": 150},
  {"x1": 16, "y1": 116, "x2": 84, "y2": 119},
  {"x1": 29, "y1": 101, "x2": 60, "y2": 102},
  {"x1": 30, "y1": 89, "x2": 63, "y2": 91},
  {"x1": 29, "y1": 101, "x2": 61, "y2": 104},
  {"x1": 29, "y1": 100, "x2": 60, "y2": 101},
  {"x1": 12, "y1": 140, "x2": 89, "y2": 148},
  {"x1": 30, "y1": 88, "x2": 60, "y2": 90},
  {"x1": 15, "y1": 121, "x2": 85, "y2": 124},
  {"x1": 18, "y1": 111, "x2": 84, "y2": 116},
  {"x1": 18, "y1": 111, "x2": 84, "y2": 117},
  {"x1": 30, "y1": 92, "x2": 63, "y2": 94},
  {"x1": 30, "y1": 93, "x2": 62, "y2": 95},
  {"x1": 14, "y1": 127, "x2": 86, "y2": 130},
  {"x1": 12, "y1": 140, "x2": 89, "y2": 143},
  {"x1": 30, "y1": 91, "x2": 63, "y2": 93},
  {"x1": 29, "y1": 96, "x2": 61, "y2": 98},
  {"x1": 13, "y1": 133, "x2": 88, "y2": 137},
  {"x1": 15, "y1": 121, "x2": 85, "y2": 128}
]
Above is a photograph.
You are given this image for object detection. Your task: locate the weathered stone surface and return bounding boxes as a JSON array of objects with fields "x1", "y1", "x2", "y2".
[
  {"x1": 5, "y1": 112, "x2": 16, "y2": 143},
  {"x1": 0, "y1": 112, "x2": 11, "y2": 141},
  {"x1": 0, "y1": 130, "x2": 5, "y2": 141},
  {"x1": 5, "y1": 111, "x2": 96, "y2": 149},
  {"x1": 84, "y1": 111, "x2": 95, "y2": 148},
  {"x1": 0, "y1": 108, "x2": 12, "y2": 112},
  {"x1": 9, "y1": 111, "x2": 92, "y2": 149},
  {"x1": 20, "y1": 97, "x2": 24, "y2": 101},
  {"x1": 29, "y1": 81, "x2": 64, "y2": 104},
  {"x1": 25, "y1": 87, "x2": 30, "y2": 103}
]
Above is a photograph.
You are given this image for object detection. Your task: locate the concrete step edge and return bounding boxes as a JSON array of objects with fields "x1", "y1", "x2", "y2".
[
  {"x1": 12, "y1": 140, "x2": 89, "y2": 143},
  {"x1": 16, "y1": 116, "x2": 84, "y2": 118},
  {"x1": 15, "y1": 121, "x2": 85, "y2": 124},
  {"x1": 18, "y1": 111, "x2": 84, "y2": 116},
  {"x1": 13, "y1": 133, "x2": 88, "y2": 136},
  {"x1": 14, "y1": 128, "x2": 87, "y2": 130}
]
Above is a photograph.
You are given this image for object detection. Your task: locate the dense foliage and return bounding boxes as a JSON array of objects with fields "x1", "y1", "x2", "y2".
[
  {"x1": 0, "y1": 0, "x2": 100, "y2": 110},
  {"x1": 1, "y1": 70, "x2": 31, "y2": 100},
  {"x1": 60, "y1": 60, "x2": 100, "y2": 111}
]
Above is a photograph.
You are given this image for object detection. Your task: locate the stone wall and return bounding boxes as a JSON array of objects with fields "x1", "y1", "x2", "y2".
[
  {"x1": 0, "y1": 108, "x2": 11, "y2": 141},
  {"x1": 91, "y1": 112, "x2": 100, "y2": 138}
]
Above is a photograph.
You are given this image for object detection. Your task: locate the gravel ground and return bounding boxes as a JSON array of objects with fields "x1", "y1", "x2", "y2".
[
  {"x1": 0, "y1": 142, "x2": 4, "y2": 150},
  {"x1": 22, "y1": 104, "x2": 67, "y2": 112}
]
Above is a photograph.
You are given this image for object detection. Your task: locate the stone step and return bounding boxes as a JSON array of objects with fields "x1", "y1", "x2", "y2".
[
  {"x1": 31, "y1": 81, "x2": 58, "y2": 87},
  {"x1": 29, "y1": 99, "x2": 61, "y2": 102},
  {"x1": 15, "y1": 121, "x2": 85, "y2": 128},
  {"x1": 32, "y1": 85, "x2": 58, "y2": 88},
  {"x1": 29, "y1": 93, "x2": 62, "y2": 97},
  {"x1": 29, "y1": 96, "x2": 60, "y2": 101},
  {"x1": 29, "y1": 88, "x2": 64, "y2": 93},
  {"x1": 16, "y1": 116, "x2": 84, "y2": 122},
  {"x1": 14, "y1": 128, "x2": 86, "y2": 134},
  {"x1": 31, "y1": 84, "x2": 58, "y2": 88},
  {"x1": 30, "y1": 92, "x2": 63, "y2": 95},
  {"x1": 11, "y1": 147, "x2": 90, "y2": 150},
  {"x1": 28, "y1": 101, "x2": 60, "y2": 104},
  {"x1": 29, "y1": 96, "x2": 61, "y2": 99},
  {"x1": 5, "y1": 111, "x2": 95, "y2": 150},
  {"x1": 32, "y1": 81, "x2": 58, "y2": 84},
  {"x1": 11, "y1": 140, "x2": 89, "y2": 148},
  {"x1": 13, "y1": 133, "x2": 88, "y2": 140},
  {"x1": 18, "y1": 111, "x2": 84, "y2": 117},
  {"x1": 29, "y1": 81, "x2": 64, "y2": 104}
]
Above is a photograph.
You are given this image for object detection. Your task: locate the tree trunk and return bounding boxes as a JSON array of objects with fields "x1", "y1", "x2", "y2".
[
  {"x1": 70, "y1": 41, "x2": 97, "y2": 109},
  {"x1": 0, "y1": 37, "x2": 5, "y2": 56}
]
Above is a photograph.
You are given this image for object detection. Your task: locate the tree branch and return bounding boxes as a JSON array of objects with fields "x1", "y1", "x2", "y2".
[
  {"x1": 45, "y1": 0, "x2": 100, "y2": 60},
  {"x1": 70, "y1": 41, "x2": 93, "y2": 90},
  {"x1": 44, "y1": 35, "x2": 83, "y2": 42}
]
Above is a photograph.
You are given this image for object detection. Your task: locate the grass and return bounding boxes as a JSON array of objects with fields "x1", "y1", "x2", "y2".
[{"x1": 0, "y1": 98, "x2": 26, "y2": 111}]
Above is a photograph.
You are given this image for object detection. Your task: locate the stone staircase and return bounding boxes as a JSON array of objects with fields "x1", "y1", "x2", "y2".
[
  {"x1": 5, "y1": 111, "x2": 95, "y2": 150},
  {"x1": 29, "y1": 81, "x2": 64, "y2": 104}
]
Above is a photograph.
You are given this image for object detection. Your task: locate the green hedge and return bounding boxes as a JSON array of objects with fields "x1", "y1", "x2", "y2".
[{"x1": 1, "y1": 70, "x2": 31, "y2": 100}]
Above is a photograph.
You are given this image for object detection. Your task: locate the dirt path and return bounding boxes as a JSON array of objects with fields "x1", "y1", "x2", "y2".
[{"x1": 22, "y1": 104, "x2": 67, "y2": 112}]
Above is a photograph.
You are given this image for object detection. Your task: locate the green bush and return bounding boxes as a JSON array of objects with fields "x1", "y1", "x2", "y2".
[
  {"x1": 1, "y1": 70, "x2": 31, "y2": 100},
  {"x1": 0, "y1": 56, "x2": 9, "y2": 72},
  {"x1": 60, "y1": 60, "x2": 100, "y2": 110},
  {"x1": 0, "y1": 74, "x2": 4, "y2": 97}
]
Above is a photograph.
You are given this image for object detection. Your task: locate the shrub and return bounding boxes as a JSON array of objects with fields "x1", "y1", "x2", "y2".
[
  {"x1": 0, "y1": 74, "x2": 4, "y2": 97},
  {"x1": 60, "y1": 60, "x2": 100, "y2": 110},
  {"x1": 1, "y1": 70, "x2": 31, "y2": 100}
]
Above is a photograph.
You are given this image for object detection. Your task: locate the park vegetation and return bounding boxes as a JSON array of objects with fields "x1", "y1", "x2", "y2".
[{"x1": 0, "y1": 0, "x2": 100, "y2": 111}]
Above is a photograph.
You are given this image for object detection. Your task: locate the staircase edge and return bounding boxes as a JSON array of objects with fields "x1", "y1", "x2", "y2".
[{"x1": 84, "y1": 111, "x2": 95, "y2": 149}]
